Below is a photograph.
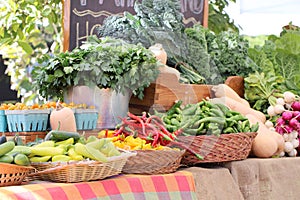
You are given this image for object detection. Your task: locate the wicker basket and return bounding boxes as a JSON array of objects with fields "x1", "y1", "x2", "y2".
[
  {"x1": 122, "y1": 149, "x2": 185, "y2": 175},
  {"x1": 0, "y1": 163, "x2": 35, "y2": 187},
  {"x1": 178, "y1": 132, "x2": 258, "y2": 165},
  {"x1": 28, "y1": 152, "x2": 135, "y2": 183}
]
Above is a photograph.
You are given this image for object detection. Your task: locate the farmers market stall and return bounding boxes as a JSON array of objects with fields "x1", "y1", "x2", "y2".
[{"x1": 1, "y1": 0, "x2": 300, "y2": 199}]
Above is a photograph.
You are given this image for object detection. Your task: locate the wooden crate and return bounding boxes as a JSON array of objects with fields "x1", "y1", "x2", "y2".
[
  {"x1": 5, "y1": 132, "x2": 47, "y2": 144},
  {"x1": 129, "y1": 72, "x2": 244, "y2": 115}
]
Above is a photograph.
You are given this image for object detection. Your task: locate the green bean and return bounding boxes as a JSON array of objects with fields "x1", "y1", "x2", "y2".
[{"x1": 209, "y1": 108, "x2": 224, "y2": 118}]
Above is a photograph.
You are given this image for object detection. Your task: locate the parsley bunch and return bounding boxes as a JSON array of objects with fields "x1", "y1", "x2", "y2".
[{"x1": 32, "y1": 36, "x2": 161, "y2": 100}]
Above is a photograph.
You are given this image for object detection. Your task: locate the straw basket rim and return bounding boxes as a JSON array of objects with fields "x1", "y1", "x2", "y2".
[
  {"x1": 28, "y1": 151, "x2": 135, "y2": 183},
  {"x1": 122, "y1": 149, "x2": 185, "y2": 175},
  {"x1": 178, "y1": 132, "x2": 258, "y2": 165},
  {"x1": 0, "y1": 163, "x2": 35, "y2": 187}
]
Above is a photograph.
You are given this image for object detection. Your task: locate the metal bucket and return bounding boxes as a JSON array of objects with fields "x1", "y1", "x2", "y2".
[{"x1": 64, "y1": 86, "x2": 132, "y2": 129}]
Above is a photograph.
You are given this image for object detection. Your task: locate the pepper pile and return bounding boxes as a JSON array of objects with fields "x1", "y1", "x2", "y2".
[{"x1": 114, "y1": 112, "x2": 182, "y2": 148}]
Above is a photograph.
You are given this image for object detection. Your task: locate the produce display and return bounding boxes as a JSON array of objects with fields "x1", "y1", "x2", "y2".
[
  {"x1": 2, "y1": 0, "x2": 300, "y2": 190},
  {"x1": 264, "y1": 91, "x2": 300, "y2": 157},
  {"x1": 155, "y1": 99, "x2": 259, "y2": 136},
  {"x1": 99, "y1": 130, "x2": 168, "y2": 150},
  {"x1": 97, "y1": 0, "x2": 259, "y2": 85},
  {"x1": 0, "y1": 130, "x2": 122, "y2": 166}
]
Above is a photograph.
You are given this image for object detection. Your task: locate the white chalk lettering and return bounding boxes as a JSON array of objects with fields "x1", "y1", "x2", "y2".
[
  {"x1": 115, "y1": 0, "x2": 134, "y2": 7},
  {"x1": 90, "y1": 24, "x2": 102, "y2": 35},
  {"x1": 181, "y1": 0, "x2": 204, "y2": 14},
  {"x1": 80, "y1": 0, "x2": 86, "y2": 6},
  {"x1": 76, "y1": 21, "x2": 89, "y2": 48}
]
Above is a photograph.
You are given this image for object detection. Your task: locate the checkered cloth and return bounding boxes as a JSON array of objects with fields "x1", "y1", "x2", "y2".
[{"x1": 0, "y1": 171, "x2": 197, "y2": 200}]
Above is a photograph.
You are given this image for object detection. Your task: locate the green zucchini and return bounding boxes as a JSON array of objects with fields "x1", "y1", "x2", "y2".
[
  {"x1": 0, "y1": 141, "x2": 15, "y2": 157},
  {"x1": 0, "y1": 154, "x2": 14, "y2": 163},
  {"x1": 45, "y1": 130, "x2": 81, "y2": 141},
  {"x1": 14, "y1": 153, "x2": 30, "y2": 166}
]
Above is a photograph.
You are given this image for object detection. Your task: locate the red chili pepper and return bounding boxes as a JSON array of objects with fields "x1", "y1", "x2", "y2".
[
  {"x1": 151, "y1": 133, "x2": 160, "y2": 147},
  {"x1": 114, "y1": 126, "x2": 124, "y2": 136},
  {"x1": 127, "y1": 112, "x2": 146, "y2": 136},
  {"x1": 152, "y1": 120, "x2": 174, "y2": 140},
  {"x1": 146, "y1": 115, "x2": 164, "y2": 124},
  {"x1": 141, "y1": 111, "x2": 147, "y2": 122}
]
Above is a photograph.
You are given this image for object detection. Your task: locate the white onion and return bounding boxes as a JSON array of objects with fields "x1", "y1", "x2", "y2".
[
  {"x1": 283, "y1": 133, "x2": 289, "y2": 142},
  {"x1": 265, "y1": 120, "x2": 274, "y2": 128},
  {"x1": 283, "y1": 91, "x2": 296, "y2": 104},
  {"x1": 274, "y1": 104, "x2": 285, "y2": 115},
  {"x1": 291, "y1": 139, "x2": 300, "y2": 148},
  {"x1": 276, "y1": 98, "x2": 285, "y2": 105},
  {"x1": 284, "y1": 141, "x2": 294, "y2": 153},
  {"x1": 288, "y1": 149, "x2": 297, "y2": 157},
  {"x1": 267, "y1": 106, "x2": 276, "y2": 117}
]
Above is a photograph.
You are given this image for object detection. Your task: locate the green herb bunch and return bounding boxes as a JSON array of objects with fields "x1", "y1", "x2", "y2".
[
  {"x1": 32, "y1": 49, "x2": 89, "y2": 100},
  {"x1": 32, "y1": 36, "x2": 161, "y2": 100}
]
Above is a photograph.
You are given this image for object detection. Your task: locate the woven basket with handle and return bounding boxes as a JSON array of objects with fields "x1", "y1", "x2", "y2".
[
  {"x1": 0, "y1": 163, "x2": 35, "y2": 187},
  {"x1": 178, "y1": 132, "x2": 257, "y2": 165},
  {"x1": 122, "y1": 149, "x2": 185, "y2": 175}
]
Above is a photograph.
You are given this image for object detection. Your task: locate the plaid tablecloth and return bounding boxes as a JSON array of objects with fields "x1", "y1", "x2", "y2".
[{"x1": 0, "y1": 171, "x2": 197, "y2": 200}]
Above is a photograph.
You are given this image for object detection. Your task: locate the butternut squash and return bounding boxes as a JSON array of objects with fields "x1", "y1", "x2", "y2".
[
  {"x1": 149, "y1": 43, "x2": 167, "y2": 65},
  {"x1": 50, "y1": 103, "x2": 77, "y2": 132},
  {"x1": 246, "y1": 114, "x2": 284, "y2": 158},
  {"x1": 209, "y1": 97, "x2": 266, "y2": 123},
  {"x1": 211, "y1": 84, "x2": 250, "y2": 107}
]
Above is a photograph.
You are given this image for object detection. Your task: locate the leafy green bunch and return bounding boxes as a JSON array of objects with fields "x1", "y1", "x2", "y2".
[
  {"x1": 97, "y1": 0, "x2": 187, "y2": 67},
  {"x1": 97, "y1": 0, "x2": 256, "y2": 85},
  {"x1": 32, "y1": 49, "x2": 89, "y2": 100},
  {"x1": 244, "y1": 27, "x2": 300, "y2": 113},
  {"x1": 32, "y1": 36, "x2": 161, "y2": 100}
]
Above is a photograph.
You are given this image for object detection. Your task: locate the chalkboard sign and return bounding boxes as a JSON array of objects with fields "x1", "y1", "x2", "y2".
[{"x1": 63, "y1": 0, "x2": 208, "y2": 51}]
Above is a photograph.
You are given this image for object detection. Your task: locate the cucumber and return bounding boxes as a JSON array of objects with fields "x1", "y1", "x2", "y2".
[
  {"x1": 0, "y1": 141, "x2": 15, "y2": 157},
  {"x1": 29, "y1": 155, "x2": 52, "y2": 163},
  {"x1": 9, "y1": 145, "x2": 32, "y2": 155},
  {"x1": 0, "y1": 154, "x2": 14, "y2": 163},
  {"x1": 34, "y1": 140, "x2": 55, "y2": 147},
  {"x1": 45, "y1": 130, "x2": 81, "y2": 141},
  {"x1": 52, "y1": 155, "x2": 72, "y2": 162},
  {"x1": 14, "y1": 153, "x2": 30, "y2": 166},
  {"x1": 30, "y1": 146, "x2": 65, "y2": 157}
]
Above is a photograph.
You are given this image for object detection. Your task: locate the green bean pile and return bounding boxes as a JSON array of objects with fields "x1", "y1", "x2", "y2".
[{"x1": 155, "y1": 100, "x2": 259, "y2": 136}]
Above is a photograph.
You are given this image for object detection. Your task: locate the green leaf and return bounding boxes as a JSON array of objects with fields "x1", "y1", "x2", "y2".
[
  {"x1": 42, "y1": 6, "x2": 52, "y2": 17},
  {"x1": 17, "y1": 40, "x2": 33, "y2": 54},
  {"x1": 54, "y1": 69, "x2": 64, "y2": 77},
  {"x1": 17, "y1": 29, "x2": 24, "y2": 40}
]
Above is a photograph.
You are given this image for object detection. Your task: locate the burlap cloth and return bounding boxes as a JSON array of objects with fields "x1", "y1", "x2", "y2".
[
  {"x1": 183, "y1": 166, "x2": 244, "y2": 200},
  {"x1": 223, "y1": 157, "x2": 300, "y2": 200}
]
